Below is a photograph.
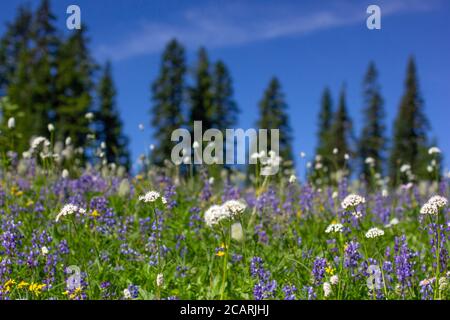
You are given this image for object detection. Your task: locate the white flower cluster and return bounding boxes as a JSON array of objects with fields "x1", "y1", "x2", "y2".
[
  {"x1": 325, "y1": 223, "x2": 344, "y2": 234},
  {"x1": 341, "y1": 194, "x2": 366, "y2": 210},
  {"x1": 139, "y1": 191, "x2": 167, "y2": 204},
  {"x1": 56, "y1": 204, "x2": 86, "y2": 222},
  {"x1": 428, "y1": 147, "x2": 441, "y2": 155},
  {"x1": 323, "y1": 282, "x2": 332, "y2": 297},
  {"x1": 330, "y1": 275, "x2": 339, "y2": 286},
  {"x1": 251, "y1": 150, "x2": 282, "y2": 176},
  {"x1": 365, "y1": 227, "x2": 384, "y2": 239},
  {"x1": 204, "y1": 200, "x2": 247, "y2": 227},
  {"x1": 420, "y1": 195, "x2": 448, "y2": 215}
]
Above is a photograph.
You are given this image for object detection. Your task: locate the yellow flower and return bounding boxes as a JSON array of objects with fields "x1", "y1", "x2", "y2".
[
  {"x1": 11, "y1": 186, "x2": 23, "y2": 196},
  {"x1": 4, "y1": 279, "x2": 16, "y2": 292},
  {"x1": 216, "y1": 251, "x2": 225, "y2": 257},
  {"x1": 68, "y1": 287, "x2": 83, "y2": 300},
  {"x1": 28, "y1": 283, "x2": 46, "y2": 296},
  {"x1": 26, "y1": 199, "x2": 34, "y2": 207},
  {"x1": 91, "y1": 210, "x2": 100, "y2": 218},
  {"x1": 325, "y1": 265, "x2": 335, "y2": 275},
  {"x1": 17, "y1": 281, "x2": 29, "y2": 289},
  {"x1": 135, "y1": 175, "x2": 143, "y2": 181},
  {"x1": 296, "y1": 209, "x2": 302, "y2": 218}
]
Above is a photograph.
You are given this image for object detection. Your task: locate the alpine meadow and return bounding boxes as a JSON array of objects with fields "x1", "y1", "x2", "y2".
[{"x1": 0, "y1": 0, "x2": 449, "y2": 302}]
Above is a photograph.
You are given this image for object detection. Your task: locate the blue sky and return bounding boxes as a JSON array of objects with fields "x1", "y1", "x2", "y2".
[{"x1": 1, "y1": 0, "x2": 449, "y2": 173}]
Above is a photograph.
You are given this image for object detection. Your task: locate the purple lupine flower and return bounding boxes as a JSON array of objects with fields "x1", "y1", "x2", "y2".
[
  {"x1": 394, "y1": 235, "x2": 415, "y2": 295},
  {"x1": 312, "y1": 257, "x2": 327, "y2": 285},
  {"x1": 282, "y1": 285, "x2": 297, "y2": 300},
  {"x1": 344, "y1": 241, "x2": 362, "y2": 275},
  {"x1": 250, "y1": 257, "x2": 277, "y2": 300}
]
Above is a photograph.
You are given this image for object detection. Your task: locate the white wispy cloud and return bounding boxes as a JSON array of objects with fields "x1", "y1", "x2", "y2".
[{"x1": 96, "y1": 0, "x2": 439, "y2": 61}]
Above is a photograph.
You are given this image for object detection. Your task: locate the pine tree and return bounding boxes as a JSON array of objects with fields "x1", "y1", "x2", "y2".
[
  {"x1": 211, "y1": 60, "x2": 239, "y2": 130},
  {"x1": 330, "y1": 86, "x2": 353, "y2": 170},
  {"x1": 96, "y1": 61, "x2": 130, "y2": 168},
  {"x1": 54, "y1": 27, "x2": 96, "y2": 152},
  {"x1": 0, "y1": 5, "x2": 34, "y2": 152},
  {"x1": 315, "y1": 87, "x2": 334, "y2": 174},
  {"x1": 29, "y1": 0, "x2": 59, "y2": 137},
  {"x1": 0, "y1": 5, "x2": 33, "y2": 95},
  {"x1": 211, "y1": 60, "x2": 239, "y2": 166},
  {"x1": 358, "y1": 62, "x2": 386, "y2": 180},
  {"x1": 256, "y1": 77, "x2": 294, "y2": 166},
  {"x1": 150, "y1": 39, "x2": 186, "y2": 165},
  {"x1": 389, "y1": 57, "x2": 431, "y2": 184},
  {"x1": 188, "y1": 47, "x2": 214, "y2": 133}
]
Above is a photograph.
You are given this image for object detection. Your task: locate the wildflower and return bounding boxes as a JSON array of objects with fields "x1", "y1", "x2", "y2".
[
  {"x1": 139, "y1": 191, "x2": 162, "y2": 203},
  {"x1": 62, "y1": 169, "x2": 69, "y2": 178},
  {"x1": 123, "y1": 288, "x2": 132, "y2": 299},
  {"x1": 344, "y1": 154, "x2": 350, "y2": 160},
  {"x1": 300, "y1": 152, "x2": 306, "y2": 158},
  {"x1": 4, "y1": 279, "x2": 16, "y2": 292},
  {"x1": 332, "y1": 191, "x2": 338, "y2": 199},
  {"x1": 65, "y1": 136, "x2": 72, "y2": 146},
  {"x1": 365, "y1": 157, "x2": 375, "y2": 166},
  {"x1": 400, "y1": 164, "x2": 411, "y2": 173},
  {"x1": 325, "y1": 265, "x2": 335, "y2": 275},
  {"x1": 85, "y1": 112, "x2": 94, "y2": 121},
  {"x1": 385, "y1": 218, "x2": 399, "y2": 228},
  {"x1": 330, "y1": 275, "x2": 339, "y2": 286},
  {"x1": 7, "y1": 117, "x2": 15, "y2": 129},
  {"x1": 56, "y1": 204, "x2": 86, "y2": 222},
  {"x1": 341, "y1": 194, "x2": 366, "y2": 210},
  {"x1": 312, "y1": 257, "x2": 327, "y2": 285},
  {"x1": 325, "y1": 223, "x2": 344, "y2": 234},
  {"x1": 333, "y1": 148, "x2": 338, "y2": 155},
  {"x1": 282, "y1": 285, "x2": 297, "y2": 300},
  {"x1": 204, "y1": 205, "x2": 226, "y2": 227},
  {"x1": 323, "y1": 282, "x2": 332, "y2": 297},
  {"x1": 48, "y1": 123, "x2": 55, "y2": 132},
  {"x1": 156, "y1": 273, "x2": 164, "y2": 287},
  {"x1": 91, "y1": 210, "x2": 100, "y2": 218},
  {"x1": 289, "y1": 175, "x2": 297, "y2": 183},
  {"x1": 41, "y1": 246, "x2": 49, "y2": 256},
  {"x1": 31, "y1": 136, "x2": 50, "y2": 150},
  {"x1": 17, "y1": 281, "x2": 29, "y2": 289},
  {"x1": 231, "y1": 222, "x2": 244, "y2": 241},
  {"x1": 428, "y1": 147, "x2": 441, "y2": 155},
  {"x1": 28, "y1": 283, "x2": 46, "y2": 296},
  {"x1": 365, "y1": 227, "x2": 384, "y2": 239},
  {"x1": 222, "y1": 200, "x2": 247, "y2": 218},
  {"x1": 420, "y1": 195, "x2": 447, "y2": 215}
]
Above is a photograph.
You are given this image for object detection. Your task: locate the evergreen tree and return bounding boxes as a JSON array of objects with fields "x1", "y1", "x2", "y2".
[
  {"x1": 188, "y1": 47, "x2": 214, "y2": 133},
  {"x1": 256, "y1": 77, "x2": 294, "y2": 166},
  {"x1": 358, "y1": 62, "x2": 386, "y2": 180},
  {"x1": 389, "y1": 57, "x2": 431, "y2": 184},
  {"x1": 150, "y1": 39, "x2": 186, "y2": 165},
  {"x1": 0, "y1": 5, "x2": 34, "y2": 151},
  {"x1": 211, "y1": 60, "x2": 239, "y2": 130},
  {"x1": 0, "y1": 5, "x2": 33, "y2": 95},
  {"x1": 211, "y1": 60, "x2": 239, "y2": 165},
  {"x1": 29, "y1": 0, "x2": 59, "y2": 137},
  {"x1": 330, "y1": 86, "x2": 353, "y2": 170},
  {"x1": 315, "y1": 87, "x2": 334, "y2": 174},
  {"x1": 54, "y1": 27, "x2": 96, "y2": 152},
  {"x1": 96, "y1": 61, "x2": 130, "y2": 168}
]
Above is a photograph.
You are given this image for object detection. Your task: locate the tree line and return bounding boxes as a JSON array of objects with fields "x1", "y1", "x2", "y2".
[
  {"x1": 0, "y1": 0, "x2": 129, "y2": 168},
  {"x1": 0, "y1": 1, "x2": 441, "y2": 185}
]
